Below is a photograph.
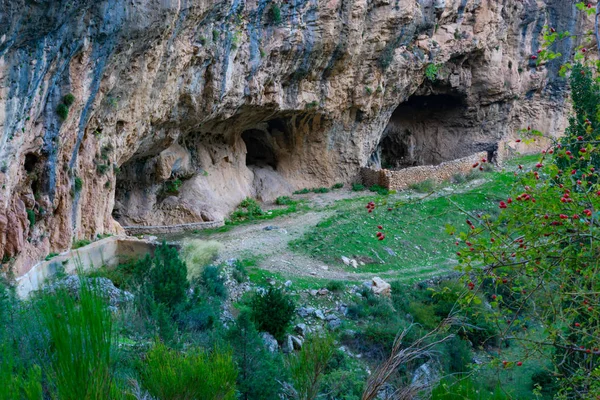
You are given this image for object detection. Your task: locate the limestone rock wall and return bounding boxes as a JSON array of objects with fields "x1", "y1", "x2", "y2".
[{"x1": 0, "y1": 0, "x2": 594, "y2": 275}]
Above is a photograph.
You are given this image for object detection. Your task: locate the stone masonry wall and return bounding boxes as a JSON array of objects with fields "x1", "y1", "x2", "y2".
[{"x1": 361, "y1": 152, "x2": 489, "y2": 191}]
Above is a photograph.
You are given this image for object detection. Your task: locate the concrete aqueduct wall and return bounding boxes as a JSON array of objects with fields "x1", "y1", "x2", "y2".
[{"x1": 361, "y1": 152, "x2": 490, "y2": 190}]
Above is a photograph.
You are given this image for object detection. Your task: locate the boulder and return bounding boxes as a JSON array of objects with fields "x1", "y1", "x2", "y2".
[
  {"x1": 261, "y1": 332, "x2": 279, "y2": 353},
  {"x1": 371, "y1": 277, "x2": 391, "y2": 296}
]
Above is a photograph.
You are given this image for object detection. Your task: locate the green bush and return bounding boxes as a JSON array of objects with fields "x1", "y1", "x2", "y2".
[
  {"x1": 351, "y1": 183, "x2": 365, "y2": 191},
  {"x1": 73, "y1": 176, "x2": 83, "y2": 193},
  {"x1": 230, "y1": 197, "x2": 265, "y2": 222},
  {"x1": 276, "y1": 196, "x2": 296, "y2": 205},
  {"x1": 408, "y1": 179, "x2": 437, "y2": 193},
  {"x1": 96, "y1": 163, "x2": 109, "y2": 175},
  {"x1": 148, "y1": 243, "x2": 189, "y2": 310},
  {"x1": 232, "y1": 260, "x2": 248, "y2": 283},
  {"x1": 56, "y1": 104, "x2": 69, "y2": 120},
  {"x1": 369, "y1": 184, "x2": 389, "y2": 195},
  {"x1": 181, "y1": 239, "x2": 223, "y2": 281},
  {"x1": 226, "y1": 311, "x2": 284, "y2": 399},
  {"x1": 325, "y1": 280, "x2": 345, "y2": 293},
  {"x1": 201, "y1": 266, "x2": 227, "y2": 298},
  {"x1": 140, "y1": 342, "x2": 237, "y2": 400},
  {"x1": 294, "y1": 188, "x2": 311, "y2": 194},
  {"x1": 164, "y1": 178, "x2": 182, "y2": 194},
  {"x1": 451, "y1": 173, "x2": 467, "y2": 184},
  {"x1": 444, "y1": 336, "x2": 472, "y2": 374},
  {"x1": 176, "y1": 294, "x2": 218, "y2": 332},
  {"x1": 62, "y1": 93, "x2": 76, "y2": 107},
  {"x1": 269, "y1": 4, "x2": 282, "y2": 25},
  {"x1": 531, "y1": 369, "x2": 558, "y2": 394},
  {"x1": 311, "y1": 187, "x2": 330, "y2": 193},
  {"x1": 41, "y1": 279, "x2": 120, "y2": 399},
  {"x1": 331, "y1": 183, "x2": 344, "y2": 189},
  {"x1": 26, "y1": 209, "x2": 35, "y2": 227},
  {"x1": 287, "y1": 335, "x2": 335, "y2": 400},
  {"x1": 250, "y1": 287, "x2": 295, "y2": 341},
  {"x1": 72, "y1": 239, "x2": 91, "y2": 249}
]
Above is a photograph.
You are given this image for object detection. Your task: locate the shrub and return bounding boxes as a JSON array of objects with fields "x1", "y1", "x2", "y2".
[
  {"x1": 176, "y1": 295, "x2": 218, "y2": 332},
  {"x1": 451, "y1": 173, "x2": 466, "y2": 184},
  {"x1": 148, "y1": 243, "x2": 189, "y2": 310},
  {"x1": 232, "y1": 260, "x2": 248, "y2": 283},
  {"x1": 226, "y1": 311, "x2": 284, "y2": 399},
  {"x1": 351, "y1": 183, "x2": 365, "y2": 191},
  {"x1": 444, "y1": 336, "x2": 472, "y2": 374},
  {"x1": 325, "y1": 280, "x2": 345, "y2": 293},
  {"x1": 287, "y1": 335, "x2": 335, "y2": 400},
  {"x1": 230, "y1": 197, "x2": 265, "y2": 222},
  {"x1": 56, "y1": 103, "x2": 69, "y2": 120},
  {"x1": 181, "y1": 239, "x2": 223, "y2": 281},
  {"x1": 140, "y1": 342, "x2": 237, "y2": 400},
  {"x1": 40, "y1": 279, "x2": 119, "y2": 399},
  {"x1": 26, "y1": 209, "x2": 35, "y2": 227},
  {"x1": 164, "y1": 178, "x2": 182, "y2": 194},
  {"x1": 96, "y1": 163, "x2": 109, "y2": 175},
  {"x1": 331, "y1": 183, "x2": 344, "y2": 189},
  {"x1": 293, "y1": 188, "x2": 311, "y2": 194},
  {"x1": 201, "y1": 266, "x2": 227, "y2": 298},
  {"x1": 62, "y1": 93, "x2": 75, "y2": 107},
  {"x1": 276, "y1": 196, "x2": 295, "y2": 205},
  {"x1": 269, "y1": 4, "x2": 282, "y2": 25},
  {"x1": 531, "y1": 369, "x2": 558, "y2": 394},
  {"x1": 311, "y1": 187, "x2": 330, "y2": 193},
  {"x1": 408, "y1": 179, "x2": 436, "y2": 193},
  {"x1": 369, "y1": 185, "x2": 389, "y2": 195},
  {"x1": 72, "y1": 239, "x2": 91, "y2": 249},
  {"x1": 73, "y1": 176, "x2": 83, "y2": 193},
  {"x1": 425, "y1": 63, "x2": 440, "y2": 81},
  {"x1": 250, "y1": 287, "x2": 295, "y2": 341}
]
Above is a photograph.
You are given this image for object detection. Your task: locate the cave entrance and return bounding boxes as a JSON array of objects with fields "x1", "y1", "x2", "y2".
[
  {"x1": 375, "y1": 93, "x2": 469, "y2": 169},
  {"x1": 242, "y1": 129, "x2": 278, "y2": 169}
]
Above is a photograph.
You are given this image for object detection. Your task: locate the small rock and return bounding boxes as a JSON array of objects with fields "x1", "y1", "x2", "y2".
[
  {"x1": 383, "y1": 247, "x2": 397, "y2": 256},
  {"x1": 350, "y1": 259, "x2": 358, "y2": 269},
  {"x1": 261, "y1": 332, "x2": 279, "y2": 352},
  {"x1": 297, "y1": 307, "x2": 315, "y2": 318},
  {"x1": 264, "y1": 225, "x2": 278, "y2": 231},
  {"x1": 325, "y1": 314, "x2": 338, "y2": 321},
  {"x1": 320, "y1": 265, "x2": 329, "y2": 271},
  {"x1": 317, "y1": 288, "x2": 329, "y2": 296},
  {"x1": 283, "y1": 335, "x2": 294, "y2": 353},
  {"x1": 314, "y1": 309, "x2": 325, "y2": 320},
  {"x1": 284, "y1": 280, "x2": 293, "y2": 287},
  {"x1": 327, "y1": 318, "x2": 342, "y2": 330},
  {"x1": 371, "y1": 277, "x2": 391, "y2": 296},
  {"x1": 309, "y1": 289, "x2": 318, "y2": 296},
  {"x1": 290, "y1": 335, "x2": 303, "y2": 350},
  {"x1": 341, "y1": 256, "x2": 351, "y2": 266},
  {"x1": 294, "y1": 323, "x2": 308, "y2": 336},
  {"x1": 338, "y1": 304, "x2": 348, "y2": 316}
]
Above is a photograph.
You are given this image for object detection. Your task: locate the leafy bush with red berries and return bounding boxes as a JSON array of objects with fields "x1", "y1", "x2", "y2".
[{"x1": 453, "y1": 63, "x2": 600, "y2": 398}]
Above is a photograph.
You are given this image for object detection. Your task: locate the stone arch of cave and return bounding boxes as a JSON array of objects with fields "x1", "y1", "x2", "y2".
[
  {"x1": 373, "y1": 93, "x2": 468, "y2": 169},
  {"x1": 242, "y1": 129, "x2": 278, "y2": 169}
]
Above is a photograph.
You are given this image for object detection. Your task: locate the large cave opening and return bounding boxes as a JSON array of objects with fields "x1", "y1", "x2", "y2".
[
  {"x1": 242, "y1": 129, "x2": 278, "y2": 169},
  {"x1": 374, "y1": 92, "x2": 474, "y2": 169}
]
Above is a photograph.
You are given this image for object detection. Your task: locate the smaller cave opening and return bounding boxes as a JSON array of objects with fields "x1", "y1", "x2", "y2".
[
  {"x1": 24, "y1": 153, "x2": 39, "y2": 173},
  {"x1": 242, "y1": 129, "x2": 278, "y2": 169}
]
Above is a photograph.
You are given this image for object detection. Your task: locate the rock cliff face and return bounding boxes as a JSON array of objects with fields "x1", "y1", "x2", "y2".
[{"x1": 0, "y1": 0, "x2": 591, "y2": 274}]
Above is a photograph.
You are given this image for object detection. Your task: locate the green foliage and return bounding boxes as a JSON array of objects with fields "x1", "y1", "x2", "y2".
[
  {"x1": 0, "y1": 343, "x2": 42, "y2": 400},
  {"x1": 232, "y1": 259, "x2": 249, "y2": 283},
  {"x1": 201, "y1": 265, "x2": 227, "y2": 298},
  {"x1": 276, "y1": 196, "x2": 296, "y2": 205},
  {"x1": 26, "y1": 209, "x2": 35, "y2": 227},
  {"x1": 212, "y1": 29, "x2": 219, "y2": 42},
  {"x1": 163, "y1": 178, "x2": 182, "y2": 194},
  {"x1": 250, "y1": 287, "x2": 295, "y2": 341},
  {"x1": 140, "y1": 342, "x2": 237, "y2": 400},
  {"x1": 40, "y1": 279, "x2": 120, "y2": 399},
  {"x1": 294, "y1": 188, "x2": 311, "y2": 194},
  {"x1": 408, "y1": 179, "x2": 437, "y2": 193},
  {"x1": 269, "y1": 4, "x2": 282, "y2": 25},
  {"x1": 148, "y1": 242, "x2": 189, "y2": 310},
  {"x1": 45, "y1": 252, "x2": 59, "y2": 261},
  {"x1": 425, "y1": 63, "x2": 441, "y2": 81},
  {"x1": 96, "y1": 163, "x2": 109, "y2": 175},
  {"x1": 305, "y1": 101, "x2": 319, "y2": 109},
  {"x1": 325, "y1": 280, "x2": 345, "y2": 293},
  {"x1": 181, "y1": 239, "x2": 223, "y2": 281},
  {"x1": 56, "y1": 103, "x2": 69, "y2": 120},
  {"x1": 230, "y1": 197, "x2": 265, "y2": 222},
  {"x1": 226, "y1": 311, "x2": 284, "y2": 399},
  {"x1": 365, "y1": 86, "x2": 373, "y2": 95},
  {"x1": 311, "y1": 187, "x2": 330, "y2": 193},
  {"x1": 72, "y1": 239, "x2": 91, "y2": 249},
  {"x1": 331, "y1": 183, "x2": 344, "y2": 189},
  {"x1": 63, "y1": 93, "x2": 75, "y2": 107},
  {"x1": 73, "y1": 176, "x2": 83, "y2": 193},
  {"x1": 432, "y1": 376, "x2": 508, "y2": 399},
  {"x1": 351, "y1": 183, "x2": 365, "y2": 191},
  {"x1": 287, "y1": 335, "x2": 335, "y2": 400},
  {"x1": 369, "y1": 184, "x2": 389, "y2": 195}
]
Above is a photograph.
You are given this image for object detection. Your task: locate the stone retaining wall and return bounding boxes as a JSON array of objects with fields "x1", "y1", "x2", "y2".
[
  {"x1": 15, "y1": 236, "x2": 155, "y2": 298},
  {"x1": 122, "y1": 220, "x2": 224, "y2": 235},
  {"x1": 361, "y1": 152, "x2": 489, "y2": 190}
]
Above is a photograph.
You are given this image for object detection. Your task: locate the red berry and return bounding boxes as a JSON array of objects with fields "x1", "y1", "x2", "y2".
[
  {"x1": 575, "y1": 322, "x2": 581, "y2": 327},
  {"x1": 578, "y1": 136, "x2": 584, "y2": 141},
  {"x1": 499, "y1": 201, "x2": 507, "y2": 209},
  {"x1": 377, "y1": 225, "x2": 383, "y2": 230},
  {"x1": 515, "y1": 139, "x2": 521, "y2": 143},
  {"x1": 492, "y1": 295, "x2": 497, "y2": 300},
  {"x1": 517, "y1": 362, "x2": 523, "y2": 366},
  {"x1": 472, "y1": 162, "x2": 479, "y2": 168},
  {"x1": 531, "y1": 55, "x2": 538, "y2": 60}
]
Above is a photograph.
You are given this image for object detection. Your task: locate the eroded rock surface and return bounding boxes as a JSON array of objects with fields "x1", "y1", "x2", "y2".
[{"x1": 0, "y1": 0, "x2": 593, "y2": 274}]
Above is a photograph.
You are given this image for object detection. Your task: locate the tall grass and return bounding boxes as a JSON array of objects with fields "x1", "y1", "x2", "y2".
[
  {"x1": 287, "y1": 335, "x2": 335, "y2": 400},
  {"x1": 40, "y1": 278, "x2": 121, "y2": 399},
  {"x1": 0, "y1": 344, "x2": 42, "y2": 400},
  {"x1": 140, "y1": 342, "x2": 237, "y2": 400},
  {"x1": 181, "y1": 239, "x2": 223, "y2": 281}
]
